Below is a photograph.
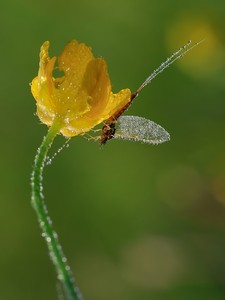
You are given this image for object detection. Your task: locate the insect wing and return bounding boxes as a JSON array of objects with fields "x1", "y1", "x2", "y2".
[{"x1": 113, "y1": 116, "x2": 170, "y2": 144}]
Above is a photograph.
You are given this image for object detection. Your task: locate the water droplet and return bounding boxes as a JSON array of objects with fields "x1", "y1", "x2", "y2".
[
  {"x1": 65, "y1": 265, "x2": 70, "y2": 272},
  {"x1": 46, "y1": 236, "x2": 51, "y2": 243},
  {"x1": 53, "y1": 231, "x2": 58, "y2": 239},
  {"x1": 58, "y1": 274, "x2": 64, "y2": 281},
  {"x1": 46, "y1": 158, "x2": 52, "y2": 165},
  {"x1": 47, "y1": 216, "x2": 52, "y2": 225},
  {"x1": 62, "y1": 257, "x2": 67, "y2": 263}
]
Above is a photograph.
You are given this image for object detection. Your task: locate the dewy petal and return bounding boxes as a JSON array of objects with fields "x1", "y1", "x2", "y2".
[
  {"x1": 60, "y1": 88, "x2": 131, "y2": 137},
  {"x1": 58, "y1": 40, "x2": 93, "y2": 81},
  {"x1": 31, "y1": 39, "x2": 132, "y2": 137},
  {"x1": 31, "y1": 42, "x2": 57, "y2": 125},
  {"x1": 58, "y1": 58, "x2": 111, "y2": 137},
  {"x1": 102, "y1": 88, "x2": 132, "y2": 120},
  {"x1": 83, "y1": 58, "x2": 111, "y2": 118},
  {"x1": 56, "y1": 40, "x2": 93, "y2": 115}
]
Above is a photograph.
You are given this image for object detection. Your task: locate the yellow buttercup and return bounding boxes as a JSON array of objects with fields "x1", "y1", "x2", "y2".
[{"x1": 31, "y1": 40, "x2": 131, "y2": 137}]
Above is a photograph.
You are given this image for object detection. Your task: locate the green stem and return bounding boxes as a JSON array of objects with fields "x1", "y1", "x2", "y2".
[{"x1": 31, "y1": 119, "x2": 82, "y2": 300}]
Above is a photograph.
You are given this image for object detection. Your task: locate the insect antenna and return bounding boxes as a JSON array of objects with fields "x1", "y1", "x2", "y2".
[{"x1": 136, "y1": 39, "x2": 204, "y2": 94}]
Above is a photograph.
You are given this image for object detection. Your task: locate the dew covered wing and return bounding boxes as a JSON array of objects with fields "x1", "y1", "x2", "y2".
[{"x1": 114, "y1": 116, "x2": 170, "y2": 144}]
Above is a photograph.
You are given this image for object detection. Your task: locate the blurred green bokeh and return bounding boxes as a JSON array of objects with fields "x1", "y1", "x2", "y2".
[{"x1": 1, "y1": 0, "x2": 225, "y2": 299}]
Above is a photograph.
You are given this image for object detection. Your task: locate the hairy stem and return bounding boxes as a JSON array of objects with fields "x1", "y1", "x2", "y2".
[{"x1": 31, "y1": 119, "x2": 82, "y2": 300}]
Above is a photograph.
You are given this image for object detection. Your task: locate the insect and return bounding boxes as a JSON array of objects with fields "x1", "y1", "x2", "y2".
[{"x1": 99, "y1": 40, "x2": 203, "y2": 145}]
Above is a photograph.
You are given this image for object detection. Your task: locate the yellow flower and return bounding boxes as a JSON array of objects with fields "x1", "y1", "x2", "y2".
[{"x1": 31, "y1": 40, "x2": 132, "y2": 137}]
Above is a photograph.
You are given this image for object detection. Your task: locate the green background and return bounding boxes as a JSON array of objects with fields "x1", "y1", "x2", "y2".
[{"x1": 1, "y1": 0, "x2": 225, "y2": 299}]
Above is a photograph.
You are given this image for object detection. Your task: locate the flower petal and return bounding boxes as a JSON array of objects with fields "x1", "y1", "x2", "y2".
[
  {"x1": 58, "y1": 40, "x2": 93, "y2": 98},
  {"x1": 53, "y1": 40, "x2": 95, "y2": 117},
  {"x1": 59, "y1": 88, "x2": 132, "y2": 138},
  {"x1": 83, "y1": 58, "x2": 111, "y2": 118},
  {"x1": 102, "y1": 88, "x2": 132, "y2": 119},
  {"x1": 31, "y1": 42, "x2": 57, "y2": 125}
]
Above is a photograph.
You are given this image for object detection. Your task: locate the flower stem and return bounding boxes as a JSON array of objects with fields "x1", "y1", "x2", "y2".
[{"x1": 31, "y1": 119, "x2": 82, "y2": 300}]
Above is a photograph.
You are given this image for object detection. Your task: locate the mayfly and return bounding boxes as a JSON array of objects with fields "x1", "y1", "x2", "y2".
[{"x1": 99, "y1": 40, "x2": 203, "y2": 145}]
